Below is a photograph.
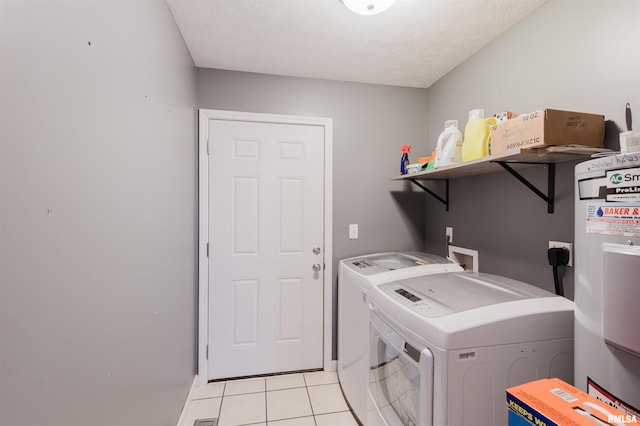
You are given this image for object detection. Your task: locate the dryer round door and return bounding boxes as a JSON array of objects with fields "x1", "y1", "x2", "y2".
[{"x1": 369, "y1": 309, "x2": 434, "y2": 426}]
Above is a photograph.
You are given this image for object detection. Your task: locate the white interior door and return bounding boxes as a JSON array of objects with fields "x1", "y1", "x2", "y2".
[{"x1": 206, "y1": 117, "x2": 325, "y2": 380}]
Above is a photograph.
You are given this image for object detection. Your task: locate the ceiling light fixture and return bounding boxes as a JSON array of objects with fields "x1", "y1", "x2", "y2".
[{"x1": 341, "y1": 0, "x2": 396, "y2": 16}]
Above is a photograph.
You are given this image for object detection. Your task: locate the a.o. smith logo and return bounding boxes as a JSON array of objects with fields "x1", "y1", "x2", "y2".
[
  {"x1": 607, "y1": 168, "x2": 640, "y2": 187},
  {"x1": 610, "y1": 173, "x2": 624, "y2": 184}
]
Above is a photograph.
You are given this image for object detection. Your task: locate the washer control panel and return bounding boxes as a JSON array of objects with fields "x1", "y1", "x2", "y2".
[
  {"x1": 380, "y1": 283, "x2": 451, "y2": 317},
  {"x1": 394, "y1": 288, "x2": 422, "y2": 302}
]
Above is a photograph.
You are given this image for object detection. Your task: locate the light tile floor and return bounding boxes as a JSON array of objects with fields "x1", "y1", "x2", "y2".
[{"x1": 182, "y1": 371, "x2": 360, "y2": 426}]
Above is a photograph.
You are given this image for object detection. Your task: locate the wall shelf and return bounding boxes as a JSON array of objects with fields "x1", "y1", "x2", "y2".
[{"x1": 393, "y1": 148, "x2": 604, "y2": 214}]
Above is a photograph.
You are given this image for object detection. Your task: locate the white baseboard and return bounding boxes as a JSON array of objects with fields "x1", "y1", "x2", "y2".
[{"x1": 176, "y1": 375, "x2": 199, "y2": 426}]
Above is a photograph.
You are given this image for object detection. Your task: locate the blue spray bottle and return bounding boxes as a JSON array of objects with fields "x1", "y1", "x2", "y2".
[{"x1": 400, "y1": 145, "x2": 411, "y2": 175}]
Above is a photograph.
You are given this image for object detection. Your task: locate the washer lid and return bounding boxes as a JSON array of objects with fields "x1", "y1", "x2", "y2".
[
  {"x1": 345, "y1": 252, "x2": 455, "y2": 276},
  {"x1": 379, "y1": 272, "x2": 553, "y2": 317}
]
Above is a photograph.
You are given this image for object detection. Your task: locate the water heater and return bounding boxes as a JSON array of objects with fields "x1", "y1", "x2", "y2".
[{"x1": 574, "y1": 153, "x2": 640, "y2": 417}]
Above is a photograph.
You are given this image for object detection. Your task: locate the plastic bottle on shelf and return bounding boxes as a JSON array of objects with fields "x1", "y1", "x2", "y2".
[
  {"x1": 400, "y1": 145, "x2": 411, "y2": 175},
  {"x1": 461, "y1": 109, "x2": 492, "y2": 162},
  {"x1": 434, "y1": 120, "x2": 463, "y2": 168},
  {"x1": 426, "y1": 150, "x2": 437, "y2": 169}
]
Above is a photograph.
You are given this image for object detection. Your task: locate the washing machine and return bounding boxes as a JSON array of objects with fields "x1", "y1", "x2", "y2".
[
  {"x1": 337, "y1": 252, "x2": 462, "y2": 424},
  {"x1": 367, "y1": 271, "x2": 574, "y2": 426}
]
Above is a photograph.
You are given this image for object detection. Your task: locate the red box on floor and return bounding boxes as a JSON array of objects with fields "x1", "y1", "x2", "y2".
[{"x1": 506, "y1": 378, "x2": 637, "y2": 426}]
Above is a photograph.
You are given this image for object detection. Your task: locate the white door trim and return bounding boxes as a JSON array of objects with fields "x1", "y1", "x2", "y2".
[{"x1": 198, "y1": 109, "x2": 333, "y2": 385}]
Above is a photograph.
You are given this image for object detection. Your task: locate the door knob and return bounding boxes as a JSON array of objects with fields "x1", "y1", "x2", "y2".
[
  {"x1": 312, "y1": 263, "x2": 322, "y2": 272},
  {"x1": 313, "y1": 247, "x2": 321, "y2": 255}
]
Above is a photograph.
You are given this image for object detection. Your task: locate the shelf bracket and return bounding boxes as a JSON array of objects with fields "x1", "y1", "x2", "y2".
[
  {"x1": 495, "y1": 162, "x2": 555, "y2": 213},
  {"x1": 408, "y1": 178, "x2": 449, "y2": 211}
]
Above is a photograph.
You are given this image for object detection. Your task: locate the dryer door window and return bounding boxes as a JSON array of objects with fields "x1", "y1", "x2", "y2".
[{"x1": 369, "y1": 311, "x2": 433, "y2": 426}]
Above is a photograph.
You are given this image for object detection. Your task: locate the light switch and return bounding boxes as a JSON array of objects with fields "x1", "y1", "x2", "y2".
[{"x1": 349, "y1": 224, "x2": 359, "y2": 239}]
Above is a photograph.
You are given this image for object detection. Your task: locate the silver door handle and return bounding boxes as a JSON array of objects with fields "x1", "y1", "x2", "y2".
[
  {"x1": 312, "y1": 263, "x2": 322, "y2": 272},
  {"x1": 313, "y1": 247, "x2": 321, "y2": 255}
]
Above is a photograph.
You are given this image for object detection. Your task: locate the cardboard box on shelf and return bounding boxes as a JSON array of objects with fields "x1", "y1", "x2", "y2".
[
  {"x1": 506, "y1": 378, "x2": 637, "y2": 426},
  {"x1": 490, "y1": 109, "x2": 605, "y2": 155}
]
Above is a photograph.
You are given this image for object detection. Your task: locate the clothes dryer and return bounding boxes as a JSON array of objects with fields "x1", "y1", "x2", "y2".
[
  {"x1": 337, "y1": 252, "x2": 462, "y2": 424},
  {"x1": 367, "y1": 271, "x2": 574, "y2": 426}
]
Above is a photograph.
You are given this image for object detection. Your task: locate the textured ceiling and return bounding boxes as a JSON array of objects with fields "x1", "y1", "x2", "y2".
[{"x1": 166, "y1": 0, "x2": 546, "y2": 88}]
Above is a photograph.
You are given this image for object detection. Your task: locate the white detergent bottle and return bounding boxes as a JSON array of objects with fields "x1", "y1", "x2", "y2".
[{"x1": 434, "y1": 120, "x2": 463, "y2": 168}]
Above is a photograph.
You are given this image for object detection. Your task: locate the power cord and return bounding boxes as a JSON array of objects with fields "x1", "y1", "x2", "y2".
[
  {"x1": 548, "y1": 247, "x2": 570, "y2": 296},
  {"x1": 446, "y1": 234, "x2": 451, "y2": 258}
]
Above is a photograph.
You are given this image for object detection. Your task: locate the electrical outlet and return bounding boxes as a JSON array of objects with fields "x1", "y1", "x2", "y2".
[
  {"x1": 446, "y1": 227, "x2": 453, "y2": 243},
  {"x1": 349, "y1": 224, "x2": 359, "y2": 239},
  {"x1": 549, "y1": 241, "x2": 573, "y2": 267}
]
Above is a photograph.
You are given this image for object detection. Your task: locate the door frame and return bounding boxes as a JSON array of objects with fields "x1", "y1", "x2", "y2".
[{"x1": 197, "y1": 109, "x2": 333, "y2": 385}]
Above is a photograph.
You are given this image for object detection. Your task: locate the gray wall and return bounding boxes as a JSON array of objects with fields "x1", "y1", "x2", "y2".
[
  {"x1": 423, "y1": 0, "x2": 640, "y2": 298},
  {"x1": 0, "y1": 2, "x2": 197, "y2": 425},
  {"x1": 197, "y1": 69, "x2": 428, "y2": 357}
]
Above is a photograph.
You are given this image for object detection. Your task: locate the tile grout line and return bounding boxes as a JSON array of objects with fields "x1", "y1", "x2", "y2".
[
  {"x1": 302, "y1": 375, "x2": 319, "y2": 426},
  {"x1": 219, "y1": 382, "x2": 226, "y2": 420},
  {"x1": 264, "y1": 380, "x2": 268, "y2": 425}
]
